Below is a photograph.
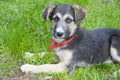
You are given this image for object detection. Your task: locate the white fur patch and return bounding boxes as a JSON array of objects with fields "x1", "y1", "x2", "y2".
[
  {"x1": 20, "y1": 63, "x2": 67, "y2": 73},
  {"x1": 20, "y1": 64, "x2": 38, "y2": 73},
  {"x1": 56, "y1": 27, "x2": 64, "y2": 33},
  {"x1": 110, "y1": 46, "x2": 120, "y2": 61}
]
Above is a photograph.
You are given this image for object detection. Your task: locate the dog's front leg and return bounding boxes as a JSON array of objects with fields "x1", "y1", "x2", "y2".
[{"x1": 20, "y1": 62, "x2": 67, "y2": 73}]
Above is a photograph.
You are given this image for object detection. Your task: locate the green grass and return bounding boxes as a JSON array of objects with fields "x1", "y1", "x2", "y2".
[{"x1": 0, "y1": 0, "x2": 120, "y2": 79}]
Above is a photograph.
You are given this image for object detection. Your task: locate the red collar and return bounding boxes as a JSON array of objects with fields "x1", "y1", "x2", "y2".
[{"x1": 48, "y1": 34, "x2": 77, "y2": 50}]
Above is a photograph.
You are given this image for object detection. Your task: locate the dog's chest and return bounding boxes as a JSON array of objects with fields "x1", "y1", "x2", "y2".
[{"x1": 55, "y1": 48, "x2": 73, "y2": 63}]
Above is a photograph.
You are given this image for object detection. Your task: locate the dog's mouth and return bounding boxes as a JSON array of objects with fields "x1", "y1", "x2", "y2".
[
  {"x1": 52, "y1": 34, "x2": 68, "y2": 43},
  {"x1": 52, "y1": 37, "x2": 64, "y2": 43}
]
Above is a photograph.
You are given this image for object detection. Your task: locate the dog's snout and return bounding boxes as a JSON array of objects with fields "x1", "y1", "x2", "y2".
[{"x1": 55, "y1": 27, "x2": 65, "y2": 38}]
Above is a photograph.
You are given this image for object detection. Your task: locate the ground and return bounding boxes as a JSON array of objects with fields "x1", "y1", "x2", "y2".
[{"x1": 0, "y1": 0, "x2": 120, "y2": 80}]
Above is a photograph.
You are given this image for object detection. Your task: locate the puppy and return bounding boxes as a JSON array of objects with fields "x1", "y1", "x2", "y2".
[{"x1": 21, "y1": 4, "x2": 120, "y2": 73}]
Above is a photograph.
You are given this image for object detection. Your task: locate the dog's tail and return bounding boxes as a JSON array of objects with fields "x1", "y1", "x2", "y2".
[{"x1": 108, "y1": 28, "x2": 120, "y2": 62}]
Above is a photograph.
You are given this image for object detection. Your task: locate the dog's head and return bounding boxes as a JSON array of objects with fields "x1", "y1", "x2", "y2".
[{"x1": 42, "y1": 4, "x2": 86, "y2": 42}]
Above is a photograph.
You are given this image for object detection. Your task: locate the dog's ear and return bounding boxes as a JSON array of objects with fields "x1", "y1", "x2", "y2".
[
  {"x1": 42, "y1": 5, "x2": 56, "y2": 21},
  {"x1": 72, "y1": 5, "x2": 86, "y2": 24}
]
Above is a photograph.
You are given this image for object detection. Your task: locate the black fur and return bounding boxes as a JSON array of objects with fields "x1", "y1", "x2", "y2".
[
  {"x1": 61, "y1": 27, "x2": 120, "y2": 72},
  {"x1": 68, "y1": 28, "x2": 120, "y2": 63}
]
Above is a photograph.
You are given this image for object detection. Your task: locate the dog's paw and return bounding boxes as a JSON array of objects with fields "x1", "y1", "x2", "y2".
[{"x1": 20, "y1": 64, "x2": 37, "y2": 73}]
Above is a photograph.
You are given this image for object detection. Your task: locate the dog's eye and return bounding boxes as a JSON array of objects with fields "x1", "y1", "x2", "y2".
[
  {"x1": 65, "y1": 18, "x2": 73, "y2": 23},
  {"x1": 52, "y1": 17, "x2": 59, "y2": 22}
]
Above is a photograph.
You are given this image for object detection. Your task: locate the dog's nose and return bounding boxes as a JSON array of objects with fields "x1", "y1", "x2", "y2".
[{"x1": 56, "y1": 32, "x2": 64, "y2": 37}]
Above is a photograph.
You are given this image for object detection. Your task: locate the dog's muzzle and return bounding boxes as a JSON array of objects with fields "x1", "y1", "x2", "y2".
[{"x1": 55, "y1": 27, "x2": 65, "y2": 38}]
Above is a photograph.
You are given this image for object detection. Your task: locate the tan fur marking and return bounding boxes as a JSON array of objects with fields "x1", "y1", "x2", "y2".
[
  {"x1": 69, "y1": 22, "x2": 77, "y2": 36},
  {"x1": 63, "y1": 14, "x2": 74, "y2": 20},
  {"x1": 46, "y1": 5, "x2": 56, "y2": 20},
  {"x1": 72, "y1": 5, "x2": 86, "y2": 23},
  {"x1": 53, "y1": 13, "x2": 62, "y2": 19},
  {"x1": 51, "y1": 13, "x2": 62, "y2": 28},
  {"x1": 111, "y1": 46, "x2": 120, "y2": 61},
  {"x1": 56, "y1": 49, "x2": 73, "y2": 65}
]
